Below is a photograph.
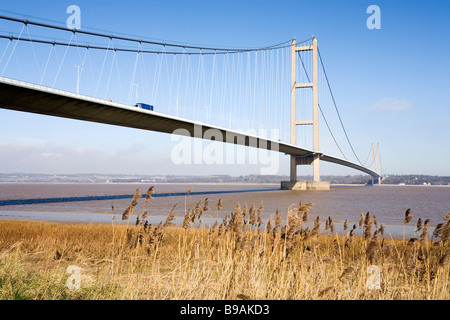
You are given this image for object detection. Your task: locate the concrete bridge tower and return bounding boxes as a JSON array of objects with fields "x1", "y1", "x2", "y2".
[{"x1": 281, "y1": 37, "x2": 330, "y2": 190}]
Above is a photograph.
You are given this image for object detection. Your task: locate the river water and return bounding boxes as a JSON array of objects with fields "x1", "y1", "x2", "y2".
[{"x1": 1, "y1": 183, "x2": 449, "y2": 239}]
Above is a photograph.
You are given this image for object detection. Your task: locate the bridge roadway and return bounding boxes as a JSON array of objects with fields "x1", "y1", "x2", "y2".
[{"x1": 0, "y1": 77, "x2": 381, "y2": 179}]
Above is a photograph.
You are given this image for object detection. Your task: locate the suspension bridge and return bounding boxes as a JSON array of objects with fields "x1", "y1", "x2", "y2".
[{"x1": 0, "y1": 14, "x2": 382, "y2": 190}]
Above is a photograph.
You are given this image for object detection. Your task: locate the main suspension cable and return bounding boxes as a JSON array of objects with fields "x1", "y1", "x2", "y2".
[
  {"x1": 317, "y1": 47, "x2": 363, "y2": 165},
  {"x1": 0, "y1": 15, "x2": 303, "y2": 54},
  {"x1": 297, "y1": 51, "x2": 348, "y2": 160}
]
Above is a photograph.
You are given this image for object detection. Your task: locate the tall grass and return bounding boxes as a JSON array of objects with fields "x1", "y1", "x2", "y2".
[{"x1": 0, "y1": 187, "x2": 449, "y2": 300}]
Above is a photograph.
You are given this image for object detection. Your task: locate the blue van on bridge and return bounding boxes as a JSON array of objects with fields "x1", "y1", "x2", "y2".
[{"x1": 135, "y1": 103, "x2": 154, "y2": 111}]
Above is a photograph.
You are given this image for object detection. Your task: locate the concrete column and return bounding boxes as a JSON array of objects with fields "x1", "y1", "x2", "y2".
[
  {"x1": 290, "y1": 39, "x2": 297, "y2": 182},
  {"x1": 312, "y1": 37, "x2": 320, "y2": 182}
]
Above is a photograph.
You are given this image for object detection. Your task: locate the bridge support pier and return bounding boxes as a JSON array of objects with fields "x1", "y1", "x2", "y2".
[
  {"x1": 281, "y1": 180, "x2": 330, "y2": 191},
  {"x1": 282, "y1": 154, "x2": 330, "y2": 190}
]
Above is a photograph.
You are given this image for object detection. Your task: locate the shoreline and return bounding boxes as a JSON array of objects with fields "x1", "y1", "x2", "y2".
[
  {"x1": 374, "y1": 183, "x2": 450, "y2": 188},
  {"x1": 0, "y1": 217, "x2": 406, "y2": 240},
  {"x1": 1, "y1": 181, "x2": 449, "y2": 187},
  {"x1": 0, "y1": 214, "x2": 421, "y2": 240},
  {"x1": 0, "y1": 181, "x2": 280, "y2": 186}
]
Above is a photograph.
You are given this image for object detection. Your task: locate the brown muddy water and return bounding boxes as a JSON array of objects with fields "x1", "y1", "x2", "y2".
[{"x1": 0, "y1": 183, "x2": 449, "y2": 238}]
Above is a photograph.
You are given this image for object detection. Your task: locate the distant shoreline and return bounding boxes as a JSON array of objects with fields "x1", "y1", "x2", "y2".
[
  {"x1": 0, "y1": 180, "x2": 450, "y2": 188},
  {"x1": 1, "y1": 181, "x2": 450, "y2": 188},
  {"x1": 0, "y1": 181, "x2": 280, "y2": 186},
  {"x1": 373, "y1": 183, "x2": 450, "y2": 188}
]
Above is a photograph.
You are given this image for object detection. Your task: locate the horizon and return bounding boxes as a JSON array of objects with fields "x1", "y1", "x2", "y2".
[{"x1": 1, "y1": 172, "x2": 449, "y2": 177}]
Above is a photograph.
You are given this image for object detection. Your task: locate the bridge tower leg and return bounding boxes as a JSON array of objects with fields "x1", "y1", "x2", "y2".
[
  {"x1": 289, "y1": 39, "x2": 298, "y2": 183},
  {"x1": 312, "y1": 37, "x2": 321, "y2": 183},
  {"x1": 282, "y1": 37, "x2": 330, "y2": 190}
]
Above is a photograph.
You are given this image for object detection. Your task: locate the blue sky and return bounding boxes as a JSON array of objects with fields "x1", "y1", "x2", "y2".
[{"x1": 0, "y1": 0, "x2": 449, "y2": 176}]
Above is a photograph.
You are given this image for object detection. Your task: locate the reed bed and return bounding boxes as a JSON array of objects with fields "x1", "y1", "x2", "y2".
[{"x1": 0, "y1": 187, "x2": 449, "y2": 300}]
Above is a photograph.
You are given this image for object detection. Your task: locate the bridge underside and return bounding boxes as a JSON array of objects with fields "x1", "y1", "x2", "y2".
[
  {"x1": 0, "y1": 78, "x2": 310, "y2": 156},
  {"x1": 0, "y1": 77, "x2": 381, "y2": 182}
]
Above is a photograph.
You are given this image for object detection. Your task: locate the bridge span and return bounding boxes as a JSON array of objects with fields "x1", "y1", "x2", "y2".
[{"x1": 0, "y1": 76, "x2": 381, "y2": 184}]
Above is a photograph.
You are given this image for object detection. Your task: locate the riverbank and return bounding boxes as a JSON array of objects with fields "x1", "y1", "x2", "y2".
[
  {"x1": 374, "y1": 184, "x2": 450, "y2": 188},
  {"x1": 0, "y1": 209, "x2": 432, "y2": 240}
]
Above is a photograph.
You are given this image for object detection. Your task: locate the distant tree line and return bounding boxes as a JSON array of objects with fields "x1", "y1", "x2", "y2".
[{"x1": 0, "y1": 173, "x2": 449, "y2": 185}]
